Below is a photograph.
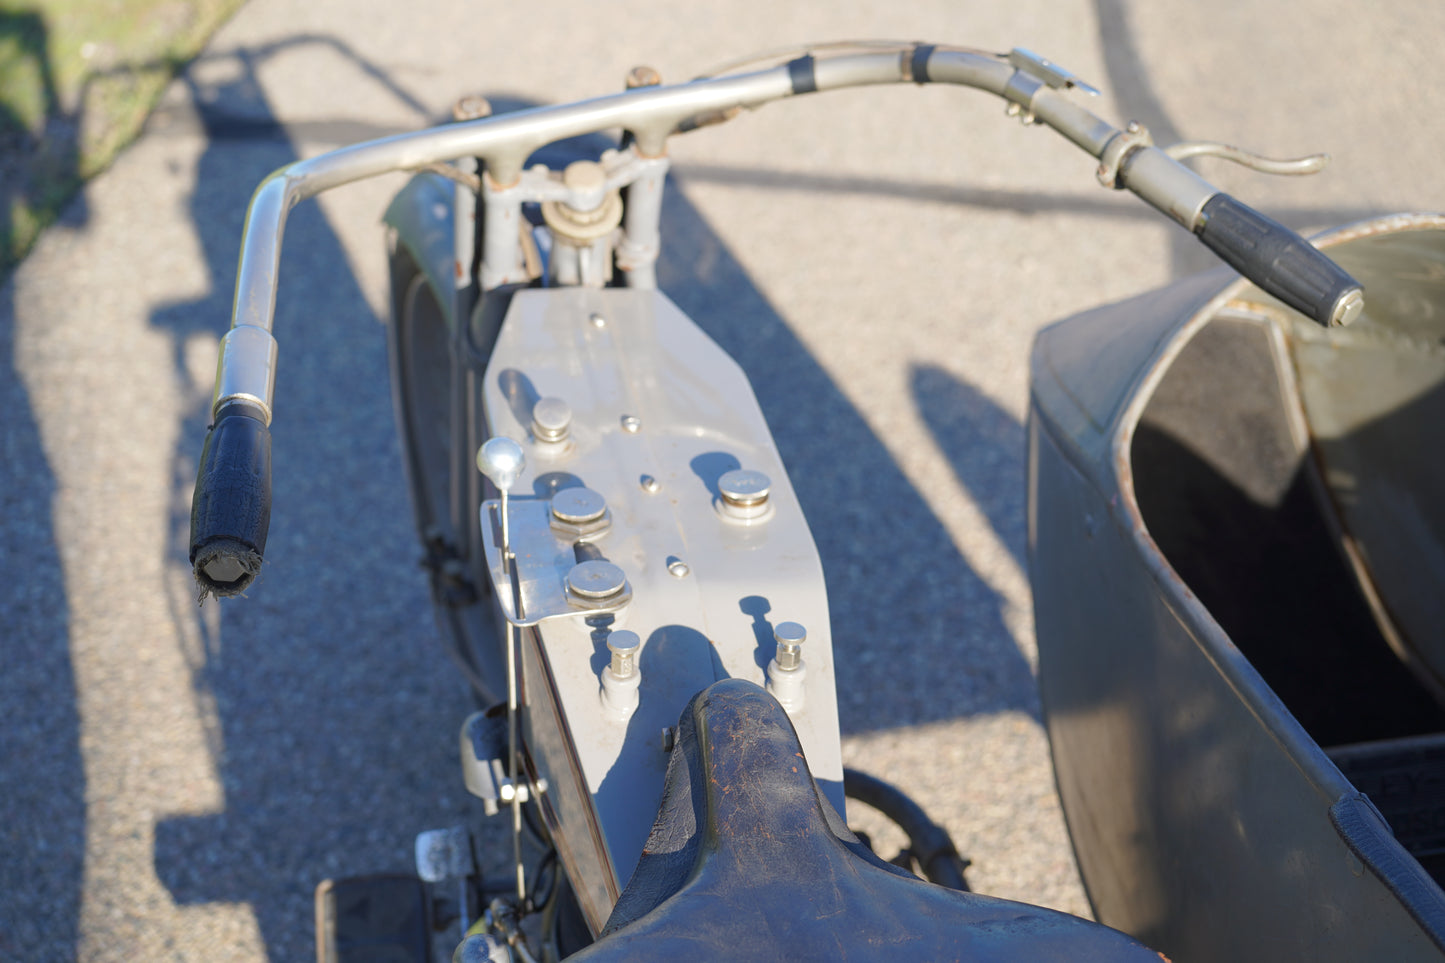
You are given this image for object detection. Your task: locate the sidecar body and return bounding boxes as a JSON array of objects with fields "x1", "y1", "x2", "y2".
[{"x1": 1029, "y1": 213, "x2": 1445, "y2": 961}]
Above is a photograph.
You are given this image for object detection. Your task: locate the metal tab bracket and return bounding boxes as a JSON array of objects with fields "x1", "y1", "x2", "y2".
[
  {"x1": 481, "y1": 499, "x2": 632, "y2": 627},
  {"x1": 1007, "y1": 48, "x2": 1101, "y2": 96}
]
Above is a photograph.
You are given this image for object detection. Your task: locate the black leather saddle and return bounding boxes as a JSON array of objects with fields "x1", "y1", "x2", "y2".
[{"x1": 569, "y1": 678, "x2": 1160, "y2": 961}]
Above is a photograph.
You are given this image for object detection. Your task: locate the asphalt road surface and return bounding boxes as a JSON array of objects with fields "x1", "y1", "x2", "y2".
[{"x1": 4, "y1": 1, "x2": 1445, "y2": 960}]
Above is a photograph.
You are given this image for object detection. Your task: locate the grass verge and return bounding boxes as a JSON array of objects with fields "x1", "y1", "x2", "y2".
[{"x1": 0, "y1": 0, "x2": 246, "y2": 280}]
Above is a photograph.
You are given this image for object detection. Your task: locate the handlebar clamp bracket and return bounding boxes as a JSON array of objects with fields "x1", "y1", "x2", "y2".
[{"x1": 1097, "y1": 122, "x2": 1154, "y2": 189}]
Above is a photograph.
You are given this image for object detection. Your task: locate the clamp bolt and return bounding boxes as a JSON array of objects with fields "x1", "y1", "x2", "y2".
[
  {"x1": 542, "y1": 160, "x2": 622, "y2": 242},
  {"x1": 566, "y1": 560, "x2": 627, "y2": 601},
  {"x1": 452, "y1": 95, "x2": 492, "y2": 122},
  {"x1": 551, "y1": 487, "x2": 607, "y2": 525},
  {"x1": 626, "y1": 65, "x2": 662, "y2": 89}
]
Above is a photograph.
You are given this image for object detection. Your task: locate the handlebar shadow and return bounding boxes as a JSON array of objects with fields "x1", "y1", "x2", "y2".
[{"x1": 147, "y1": 38, "x2": 482, "y2": 962}]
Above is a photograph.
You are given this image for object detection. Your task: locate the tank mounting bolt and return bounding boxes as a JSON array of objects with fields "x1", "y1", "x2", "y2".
[
  {"x1": 532, "y1": 396, "x2": 573, "y2": 443},
  {"x1": 566, "y1": 560, "x2": 627, "y2": 602},
  {"x1": 767, "y1": 621, "x2": 808, "y2": 715},
  {"x1": 601, "y1": 629, "x2": 642, "y2": 720},
  {"x1": 716, "y1": 468, "x2": 773, "y2": 521},
  {"x1": 606, "y1": 629, "x2": 641, "y2": 679},
  {"x1": 773, "y1": 621, "x2": 806, "y2": 671}
]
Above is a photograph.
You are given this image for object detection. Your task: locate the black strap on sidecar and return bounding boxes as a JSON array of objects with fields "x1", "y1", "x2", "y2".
[{"x1": 567, "y1": 678, "x2": 1160, "y2": 962}]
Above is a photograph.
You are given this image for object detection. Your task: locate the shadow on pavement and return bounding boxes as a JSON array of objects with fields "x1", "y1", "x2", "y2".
[
  {"x1": 656, "y1": 181, "x2": 1040, "y2": 732},
  {"x1": 0, "y1": 174, "x2": 85, "y2": 963},
  {"x1": 0, "y1": 11, "x2": 85, "y2": 962},
  {"x1": 909, "y1": 365, "x2": 1028, "y2": 575},
  {"x1": 149, "y1": 40, "x2": 479, "y2": 962}
]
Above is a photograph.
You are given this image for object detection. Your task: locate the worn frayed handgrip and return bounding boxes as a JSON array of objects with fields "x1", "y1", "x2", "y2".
[
  {"x1": 189, "y1": 402, "x2": 272, "y2": 600},
  {"x1": 1195, "y1": 192, "x2": 1365, "y2": 327}
]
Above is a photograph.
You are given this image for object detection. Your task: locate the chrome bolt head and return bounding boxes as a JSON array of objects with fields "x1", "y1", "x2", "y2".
[
  {"x1": 532, "y1": 396, "x2": 573, "y2": 442},
  {"x1": 589, "y1": 312, "x2": 606, "y2": 328},
  {"x1": 640, "y1": 474, "x2": 660, "y2": 493},
  {"x1": 626, "y1": 65, "x2": 662, "y2": 89},
  {"x1": 452, "y1": 95, "x2": 493, "y2": 122},
  {"x1": 606, "y1": 629, "x2": 641, "y2": 678},
  {"x1": 719, "y1": 469, "x2": 771, "y2": 506},
  {"x1": 621, "y1": 414, "x2": 642, "y2": 434},
  {"x1": 717, "y1": 468, "x2": 773, "y2": 521},
  {"x1": 774, "y1": 621, "x2": 806, "y2": 671},
  {"x1": 566, "y1": 559, "x2": 627, "y2": 600},
  {"x1": 551, "y1": 487, "x2": 607, "y2": 525},
  {"x1": 476, "y1": 437, "x2": 525, "y2": 492},
  {"x1": 667, "y1": 557, "x2": 690, "y2": 578}
]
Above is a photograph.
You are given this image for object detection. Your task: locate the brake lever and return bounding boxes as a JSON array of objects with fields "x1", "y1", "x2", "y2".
[{"x1": 1163, "y1": 141, "x2": 1330, "y2": 176}]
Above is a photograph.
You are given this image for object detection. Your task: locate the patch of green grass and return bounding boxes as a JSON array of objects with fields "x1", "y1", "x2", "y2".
[{"x1": 0, "y1": 0, "x2": 247, "y2": 278}]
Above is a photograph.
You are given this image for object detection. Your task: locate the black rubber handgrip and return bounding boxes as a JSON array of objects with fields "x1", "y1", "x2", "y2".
[
  {"x1": 189, "y1": 401, "x2": 272, "y2": 599},
  {"x1": 1195, "y1": 193, "x2": 1363, "y2": 327}
]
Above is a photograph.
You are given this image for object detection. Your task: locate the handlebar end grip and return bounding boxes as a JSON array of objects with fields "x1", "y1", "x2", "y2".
[
  {"x1": 1195, "y1": 193, "x2": 1364, "y2": 328},
  {"x1": 189, "y1": 401, "x2": 272, "y2": 600}
]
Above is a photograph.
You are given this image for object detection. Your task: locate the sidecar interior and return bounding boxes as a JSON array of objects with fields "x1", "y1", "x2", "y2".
[
  {"x1": 1028, "y1": 214, "x2": 1445, "y2": 960},
  {"x1": 1130, "y1": 225, "x2": 1445, "y2": 794},
  {"x1": 566, "y1": 679, "x2": 1159, "y2": 962}
]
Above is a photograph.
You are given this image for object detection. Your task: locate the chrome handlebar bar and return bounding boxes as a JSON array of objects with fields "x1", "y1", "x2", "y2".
[
  {"x1": 192, "y1": 42, "x2": 1363, "y2": 598},
  {"x1": 209, "y1": 44, "x2": 1360, "y2": 426}
]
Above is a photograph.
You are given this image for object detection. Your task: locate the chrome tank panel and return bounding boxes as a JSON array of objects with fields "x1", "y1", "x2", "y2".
[{"x1": 482, "y1": 287, "x2": 843, "y2": 930}]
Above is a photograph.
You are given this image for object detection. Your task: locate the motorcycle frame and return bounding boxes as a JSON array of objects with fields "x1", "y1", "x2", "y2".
[{"x1": 191, "y1": 40, "x2": 1370, "y2": 953}]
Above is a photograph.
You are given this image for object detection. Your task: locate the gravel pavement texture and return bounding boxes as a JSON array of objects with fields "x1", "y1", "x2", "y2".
[{"x1": 4, "y1": 1, "x2": 1445, "y2": 960}]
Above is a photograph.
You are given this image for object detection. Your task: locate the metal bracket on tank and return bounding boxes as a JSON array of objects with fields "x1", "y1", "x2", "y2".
[{"x1": 480, "y1": 498, "x2": 632, "y2": 627}]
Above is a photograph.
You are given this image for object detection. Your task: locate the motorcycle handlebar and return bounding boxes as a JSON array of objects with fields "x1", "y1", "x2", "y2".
[{"x1": 188, "y1": 42, "x2": 1364, "y2": 598}]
